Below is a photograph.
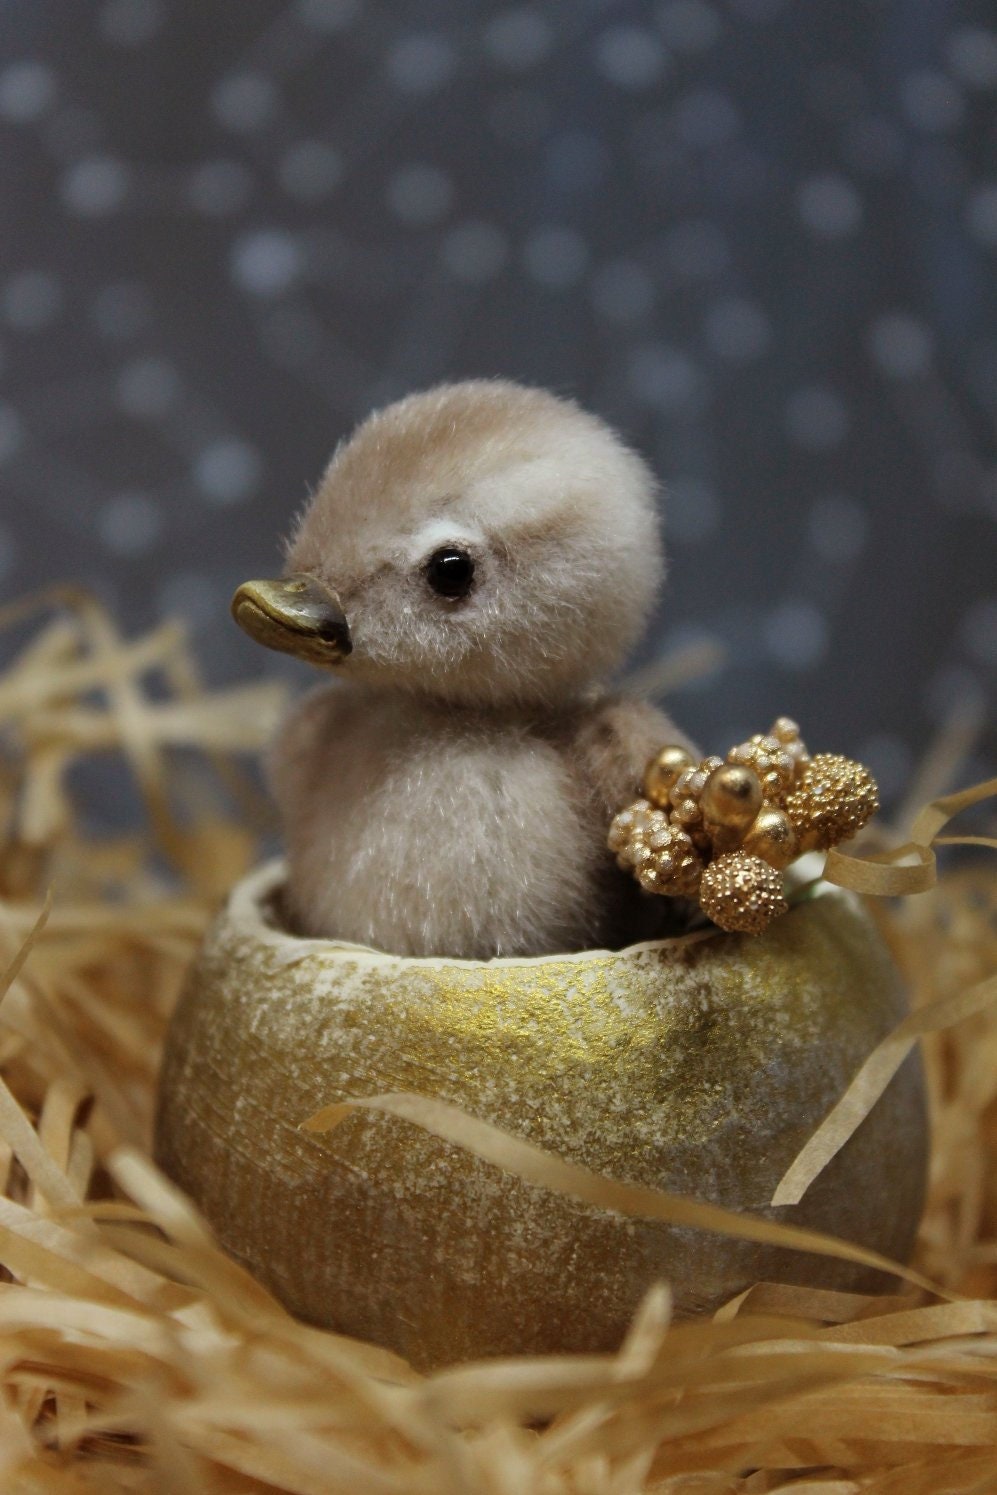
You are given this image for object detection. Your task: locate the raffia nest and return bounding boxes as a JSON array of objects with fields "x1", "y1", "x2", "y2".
[{"x1": 0, "y1": 586, "x2": 995, "y2": 1495}]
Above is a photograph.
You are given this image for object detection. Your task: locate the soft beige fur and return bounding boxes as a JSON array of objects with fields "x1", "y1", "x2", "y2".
[{"x1": 269, "y1": 380, "x2": 694, "y2": 958}]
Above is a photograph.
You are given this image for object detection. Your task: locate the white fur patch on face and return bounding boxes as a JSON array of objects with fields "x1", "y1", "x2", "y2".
[{"x1": 404, "y1": 516, "x2": 486, "y2": 568}]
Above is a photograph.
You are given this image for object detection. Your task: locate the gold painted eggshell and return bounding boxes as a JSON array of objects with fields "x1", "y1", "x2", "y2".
[{"x1": 154, "y1": 862, "x2": 927, "y2": 1369}]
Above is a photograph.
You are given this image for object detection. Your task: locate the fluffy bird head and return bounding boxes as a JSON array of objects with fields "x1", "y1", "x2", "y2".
[{"x1": 234, "y1": 380, "x2": 664, "y2": 707}]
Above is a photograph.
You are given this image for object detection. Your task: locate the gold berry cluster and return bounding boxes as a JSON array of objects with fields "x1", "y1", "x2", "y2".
[{"x1": 608, "y1": 718, "x2": 879, "y2": 936}]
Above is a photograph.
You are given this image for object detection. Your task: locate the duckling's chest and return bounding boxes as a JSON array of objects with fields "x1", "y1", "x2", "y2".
[{"x1": 274, "y1": 691, "x2": 606, "y2": 958}]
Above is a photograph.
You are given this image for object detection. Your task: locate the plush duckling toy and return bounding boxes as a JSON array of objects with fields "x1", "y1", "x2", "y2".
[{"x1": 233, "y1": 380, "x2": 693, "y2": 959}]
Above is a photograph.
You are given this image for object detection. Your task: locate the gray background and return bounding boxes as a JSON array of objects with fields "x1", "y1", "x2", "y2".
[{"x1": 1, "y1": 0, "x2": 995, "y2": 809}]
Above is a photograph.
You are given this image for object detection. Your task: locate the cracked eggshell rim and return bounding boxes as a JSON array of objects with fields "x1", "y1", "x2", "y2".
[{"x1": 225, "y1": 856, "x2": 724, "y2": 966}]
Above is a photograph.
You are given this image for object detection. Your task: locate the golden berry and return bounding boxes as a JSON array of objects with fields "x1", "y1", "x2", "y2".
[
  {"x1": 642, "y1": 745, "x2": 696, "y2": 808},
  {"x1": 727, "y1": 735, "x2": 797, "y2": 803},
  {"x1": 743, "y1": 803, "x2": 798, "y2": 870},
  {"x1": 701, "y1": 764, "x2": 764, "y2": 830},
  {"x1": 768, "y1": 716, "x2": 810, "y2": 770},
  {"x1": 699, "y1": 852, "x2": 788, "y2": 935},
  {"x1": 608, "y1": 802, "x2": 704, "y2": 898},
  {"x1": 785, "y1": 753, "x2": 879, "y2": 852}
]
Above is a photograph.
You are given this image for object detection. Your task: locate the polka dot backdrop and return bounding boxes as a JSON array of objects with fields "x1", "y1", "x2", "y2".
[{"x1": 1, "y1": 0, "x2": 995, "y2": 810}]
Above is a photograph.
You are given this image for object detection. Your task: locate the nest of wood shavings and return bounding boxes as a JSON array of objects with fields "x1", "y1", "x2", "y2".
[{"x1": 0, "y1": 588, "x2": 996, "y2": 1495}]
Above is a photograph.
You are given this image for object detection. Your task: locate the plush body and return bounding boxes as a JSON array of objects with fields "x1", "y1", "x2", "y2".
[
  {"x1": 250, "y1": 380, "x2": 693, "y2": 958},
  {"x1": 272, "y1": 686, "x2": 685, "y2": 958}
]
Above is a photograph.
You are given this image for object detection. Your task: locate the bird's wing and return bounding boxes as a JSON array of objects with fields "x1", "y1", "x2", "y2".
[{"x1": 570, "y1": 694, "x2": 699, "y2": 823}]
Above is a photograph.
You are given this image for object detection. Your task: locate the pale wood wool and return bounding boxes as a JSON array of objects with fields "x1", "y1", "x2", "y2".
[{"x1": 266, "y1": 380, "x2": 696, "y2": 958}]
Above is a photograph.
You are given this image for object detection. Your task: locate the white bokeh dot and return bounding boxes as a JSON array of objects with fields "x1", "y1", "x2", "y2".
[
  {"x1": 763, "y1": 600, "x2": 829, "y2": 670},
  {"x1": 664, "y1": 219, "x2": 729, "y2": 278},
  {"x1": 627, "y1": 344, "x2": 703, "y2": 414},
  {"x1": 483, "y1": 9, "x2": 553, "y2": 71},
  {"x1": 187, "y1": 160, "x2": 253, "y2": 216},
  {"x1": 115, "y1": 356, "x2": 180, "y2": 419},
  {"x1": 785, "y1": 386, "x2": 850, "y2": 451},
  {"x1": 946, "y1": 27, "x2": 997, "y2": 90},
  {"x1": 673, "y1": 87, "x2": 740, "y2": 148},
  {"x1": 0, "y1": 61, "x2": 56, "y2": 121},
  {"x1": 278, "y1": 141, "x2": 342, "y2": 201},
  {"x1": 521, "y1": 226, "x2": 589, "y2": 290},
  {"x1": 90, "y1": 282, "x2": 151, "y2": 340},
  {"x1": 657, "y1": 1, "x2": 721, "y2": 53},
  {"x1": 231, "y1": 230, "x2": 302, "y2": 296},
  {"x1": 60, "y1": 157, "x2": 129, "y2": 215},
  {"x1": 98, "y1": 0, "x2": 165, "y2": 47},
  {"x1": 441, "y1": 221, "x2": 508, "y2": 283},
  {"x1": 193, "y1": 439, "x2": 262, "y2": 505},
  {"x1": 867, "y1": 312, "x2": 933, "y2": 379},
  {"x1": 386, "y1": 163, "x2": 453, "y2": 225},
  {"x1": 387, "y1": 33, "x2": 456, "y2": 93},
  {"x1": 595, "y1": 26, "x2": 667, "y2": 89},
  {"x1": 211, "y1": 73, "x2": 277, "y2": 133},
  {"x1": 589, "y1": 259, "x2": 655, "y2": 326},
  {"x1": 966, "y1": 184, "x2": 997, "y2": 247},
  {"x1": 808, "y1": 493, "x2": 869, "y2": 563},
  {"x1": 960, "y1": 598, "x2": 997, "y2": 667},
  {"x1": 666, "y1": 475, "x2": 720, "y2": 543},
  {"x1": 1, "y1": 271, "x2": 63, "y2": 331},
  {"x1": 797, "y1": 173, "x2": 863, "y2": 238},
  {"x1": 0, "y1": 403, "x2": 23, "y2": 464},
  {"x1": 900, "y1": 69, "x2": 964, "y2": 133},
  {"x1": 703, "y1": 296, "x2": 771, "y2": 362},
  {"x1": 295, "y1": 0, "x2": 361, "y2": 32},
  {"x1": 97, "y1": 491, "x2": 163, "y2": 556}
]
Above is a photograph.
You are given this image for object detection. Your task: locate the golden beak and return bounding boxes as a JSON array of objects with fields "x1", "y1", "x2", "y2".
[{"x1": 231, "y1": 574, "x2": 352, "y2": 665}]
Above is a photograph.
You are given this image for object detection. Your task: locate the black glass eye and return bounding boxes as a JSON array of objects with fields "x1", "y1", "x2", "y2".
[{"x1": 425, "y1": 547, "x2": 475, "y2": 599}]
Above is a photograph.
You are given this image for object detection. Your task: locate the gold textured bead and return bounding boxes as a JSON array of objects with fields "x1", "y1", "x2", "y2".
[
  {"x1": 669, "y1": 767, "x2": 706, "y2": 821},
  {"x1": 699, "y1": 851, "x2": 789, "y2": 935},
  {"x1": 607, "y1": 799, "x2": 648, "y2": 855},
  {"x1": 609, "y1": 806, "x2": 704, "y2": 897},
  {"x1": 785, "y1": 753, "x2": 880, "y2": 852},
  {"x1": 642, "y1": 745, "x2": 696, "y2": 808},
  {"x1": 727, "y1": 737, "x2": 797, "y2": 803},
  {"x1": 667, "y1": 757, "x2": 721, "y2": 832},
  {"x1": 700, "y1": 764, "x2": 764, "y2": 830},
  {"x1": 769, "y1": 716, "x2": 810, "y2": 771},
  {"x1": 666, "y1": 759, "x2": 720, "y2": 819},
  {"x1": 743, "y1": 802, "x2": 799, "y2": 870}
]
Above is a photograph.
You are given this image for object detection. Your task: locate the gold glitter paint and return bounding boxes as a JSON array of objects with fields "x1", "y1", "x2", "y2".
[{"x1": 155, "y1": 861, "x2": 926, "y2": 1368}]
